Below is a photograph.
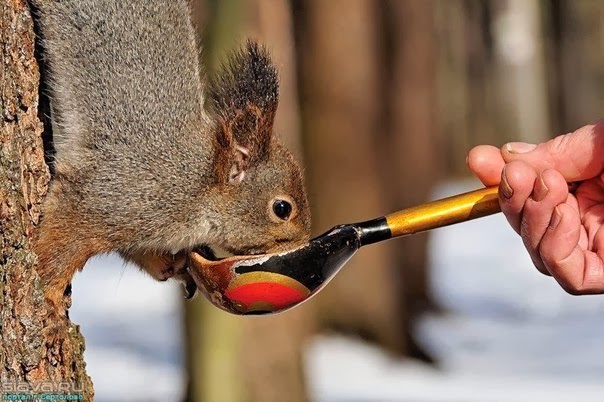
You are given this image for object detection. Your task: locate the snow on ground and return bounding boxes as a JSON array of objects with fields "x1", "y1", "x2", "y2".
[
  {"x1": 71, "y1": 179, "x2": 604, "y2": 402},
  {"x1": 70, "y1": 255, "x2": 185, "y2": 402},
  {"x1": 307, "y1": 336, "x2": 604, "y2": 402}
]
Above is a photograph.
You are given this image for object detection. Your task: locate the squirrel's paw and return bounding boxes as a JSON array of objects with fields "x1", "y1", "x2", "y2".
[
  {"x1": 175, "y1": 271, "x2": 198, "y2": 299},
  {"x1": 43, "y1": 283, "x2": 72, "y2": 317},
  {"x1": 122, "y1": 249, "x2": 197, "y2": 298},
  {"x1": 124, "y1": 250, "x2": 187, "y2": 281},
  {"x1": 42, "y1": 295, "x2": 71, "y2": 361},
  {"x1": 155, "y1": 252, "x2": 187, "y2": 281}
]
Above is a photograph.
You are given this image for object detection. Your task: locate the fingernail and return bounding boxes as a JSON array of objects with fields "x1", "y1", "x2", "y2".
[
  {"x1": 505, "y1": 142, "x2": 537, "y2": 154},
  {"x1": 549, "y1": 206, "x2": 562, "y2": 229},
  {"x1": 532, "y1": 172, "x2": 549, "y2": 202},
  {"x1": 500, "y1": 166, "x2": 513, "y2": 199}
]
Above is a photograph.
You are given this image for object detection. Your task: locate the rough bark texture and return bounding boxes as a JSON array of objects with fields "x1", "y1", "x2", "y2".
[{"x1": 0, "y1": 0, "x2": 93, "y2": 399}]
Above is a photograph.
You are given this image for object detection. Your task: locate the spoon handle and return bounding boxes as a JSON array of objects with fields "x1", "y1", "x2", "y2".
[{"x1": 385, "y1": 186, "x2": 500, "y2": 238}]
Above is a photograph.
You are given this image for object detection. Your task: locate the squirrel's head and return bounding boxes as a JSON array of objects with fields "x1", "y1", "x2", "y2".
[{"x1": 207, "y1": 41, "x2": 311, "y2": 256}]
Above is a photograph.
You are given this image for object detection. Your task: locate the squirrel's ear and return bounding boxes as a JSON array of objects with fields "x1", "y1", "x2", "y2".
[
  {"x1": 211, "y1": 40, "x2": 278, "y2": 171},
  {"x1": 227, "y1": 145, "x2": 250, "y2": 184}
]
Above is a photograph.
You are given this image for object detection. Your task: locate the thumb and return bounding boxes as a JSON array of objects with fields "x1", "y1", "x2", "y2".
[{"x1": 502, "y1": 122, "x2": 604, "y2": 182}]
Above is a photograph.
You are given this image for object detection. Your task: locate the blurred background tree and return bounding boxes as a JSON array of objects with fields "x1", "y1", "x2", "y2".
[{"x1": 183, "y1": 1, "x2": 604, "y2": 401}]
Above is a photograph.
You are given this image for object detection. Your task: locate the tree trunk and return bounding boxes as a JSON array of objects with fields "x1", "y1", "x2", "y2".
[
  {"x1": 185, "y1": 2, "x2": 313, "y2": 401},
  {"x1": 383, "y1": 0, "x2": 441, "y2": 359},
  {"x1": 185, "y1": 2, "x2": 249, "y2": 401},
  {"x1": 554, "y1": 0, "x2": 604, "y2": 131},
  {"x1": 491, "y1": 0, "x2": 550, "y2": 144},
  {"x1": 238, "y1": 2, "x2": 314, "y2": 401},
  {"x1": 296, "y1": 0, "x2": 407, "y2": 353},
  {"x1": 0, "y1": 0, "x2": 93, "y2": 399}
]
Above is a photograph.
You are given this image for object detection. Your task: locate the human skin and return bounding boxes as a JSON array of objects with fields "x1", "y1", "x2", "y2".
[{"x1": 467, "y1": 122, "x2": 604, "y2": 295}]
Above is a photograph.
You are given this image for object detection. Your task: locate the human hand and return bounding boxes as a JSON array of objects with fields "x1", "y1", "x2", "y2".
[{"x1": 467, "y1": 122, "x2": 604, "y2": 294}]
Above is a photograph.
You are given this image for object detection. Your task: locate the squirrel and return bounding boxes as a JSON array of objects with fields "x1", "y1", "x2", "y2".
[{"x1": 29, "y1": 0, "x2": 311, "y2": 310}]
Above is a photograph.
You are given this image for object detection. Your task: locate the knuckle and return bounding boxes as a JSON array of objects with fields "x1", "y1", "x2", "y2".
[
  {"x1": 531, "y1": 258, "x2": 550, "y2": 276},
  {"x1": 592, "y1": 120, "x2": 604, "y2": 135},
  {"x1": 562, "y1": 284, "x2": 583, "y2": 296},
  {"x1": 519, "y1": 218, "x2": 535, "y2": 245},
  {"x1": 558, "y1": 277, "x2": 593, "y2": 296},
  {"x1": 548, "y1": 133, "x2": 571, "y2": 156},
  {"x1": 547, "y1": 133, "x2": 583, "y2": 177}
]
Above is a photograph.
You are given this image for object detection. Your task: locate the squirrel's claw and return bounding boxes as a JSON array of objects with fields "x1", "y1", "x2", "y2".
[{"x1": 179, "y1": 272, "x2": 198, "y2": 299}]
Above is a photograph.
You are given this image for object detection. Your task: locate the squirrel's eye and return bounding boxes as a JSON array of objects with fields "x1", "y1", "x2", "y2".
[{"x1": 272, "y1": 199, "x2": 293, "y2": 221}]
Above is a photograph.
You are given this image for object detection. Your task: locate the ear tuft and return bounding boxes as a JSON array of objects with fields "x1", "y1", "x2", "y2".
[
  {"x1": 210, "y1": 40, "x2": 279, "y2": 166},
  {"x1": 211, "y1": 40, "x2": 279, "y2": 117}
]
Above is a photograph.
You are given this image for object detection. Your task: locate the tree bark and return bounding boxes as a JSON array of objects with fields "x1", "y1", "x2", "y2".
[{"x1": 0, "y1": 0, "x2": 93, "y2": 399}]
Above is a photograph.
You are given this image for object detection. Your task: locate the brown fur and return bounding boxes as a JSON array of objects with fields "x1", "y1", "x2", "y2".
[{"x1": 31, "y1": 0, "x2": 311, "y2": 311}]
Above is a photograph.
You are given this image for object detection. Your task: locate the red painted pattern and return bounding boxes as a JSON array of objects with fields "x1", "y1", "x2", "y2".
[{"x1": 225, "y1": 282, "x2": 308, "y2": 312}]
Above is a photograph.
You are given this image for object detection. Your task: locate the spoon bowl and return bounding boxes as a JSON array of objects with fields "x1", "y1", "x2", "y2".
[
  {"x1": 188, "y1": 224, "x2": 361, "y2": 314},
  {"x1": 188, "y1": 186, "x2": 501, "y2": 315}
]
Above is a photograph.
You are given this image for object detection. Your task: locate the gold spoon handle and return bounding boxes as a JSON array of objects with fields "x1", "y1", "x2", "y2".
[{"x1": 384, "y1": 186, "x2": 501, "y2": 238}]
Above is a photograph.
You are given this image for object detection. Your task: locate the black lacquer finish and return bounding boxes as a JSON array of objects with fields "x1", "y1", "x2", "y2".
[
  {"x1": 354, "y1": 217, "x2": 392, "y2": 246},
  {"x1": 235, "y1": 225, "x2": 362, "y2": 296}
]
